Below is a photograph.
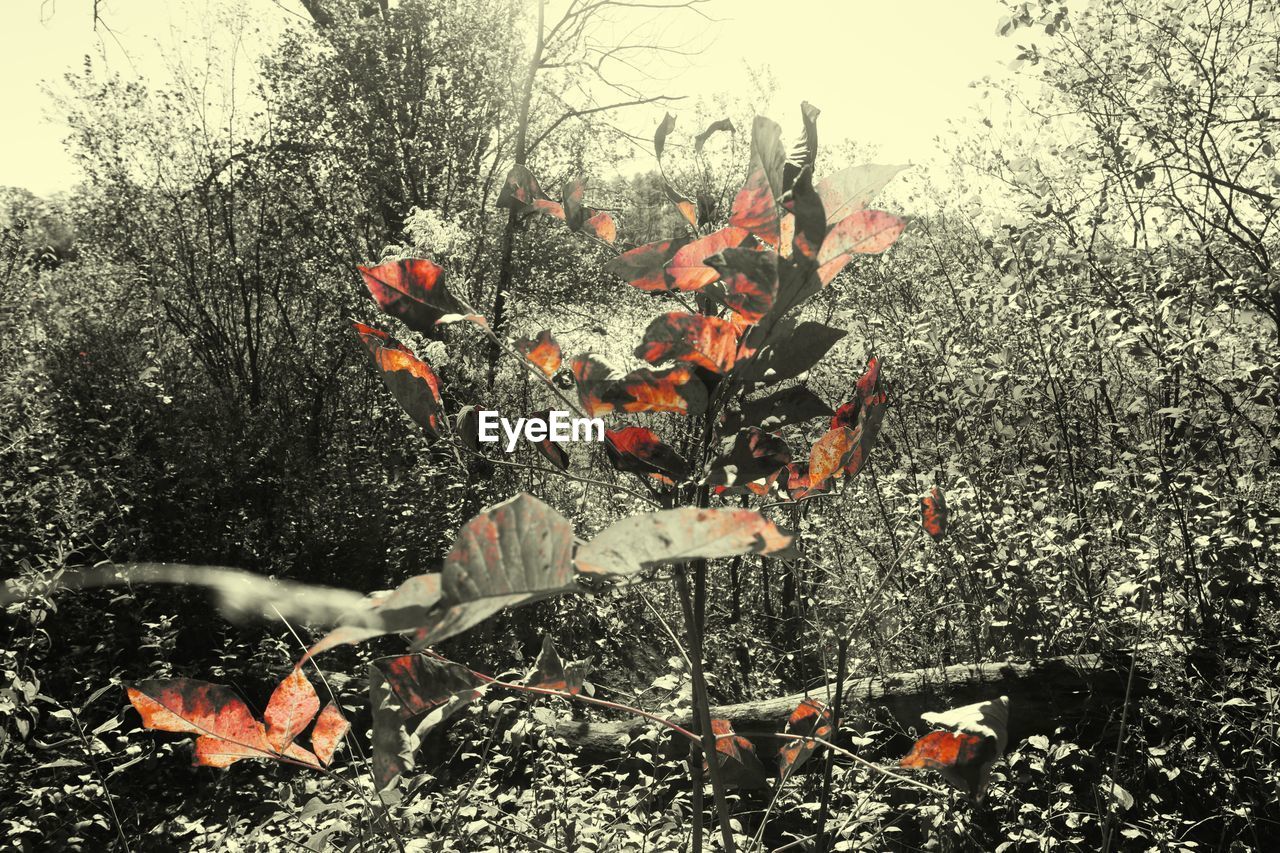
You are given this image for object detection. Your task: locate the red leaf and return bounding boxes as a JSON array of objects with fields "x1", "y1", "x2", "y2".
[
  {"x1": 636, "y1": 312, "x2": 740, "y2": 374},
  {"x1": 310, "y1": 702, "x2": 350, "y2": 766},
  {"x1": 604, "y1": 427, "x2": 689, "y2": 482},
  {"x1": 899, "y1": 731, "x2": 998, "y2": 800},
  {"x1": 355, "y1": 324, "x2": 443, "y2": 437},
  {"x1": 830, "y1": 401, "x2": 859, "y2": 430},
  {"x1": 571, "y1": 354, "x2": 616, "y2": 416},
  {"x1": 515, "y1": 330, "x2": 563, "y2": 377},
  {"x1": 667, "y1": 226, "x2": 750, "y2": 291},
  {"x1": 778, "y1": 697, "x2": 833, "y2": 778},
  {"x1": 606, "y1": 365, "x2": 708, "y2": 415},
  {"x1": 816, "y1": 210, "x2": 907, "y2": 285},
  {"x1": 126, "y1": 679, "x2": 292, "y2": 768},
  {"x1": 603, "y1": 237, "x2": 691, "y2": 293},
  {"x1": 359, "y1": 259, "x2": 464, "y2": 334},
  {"x1": 856, "y1": 356, "x2": 882, "y2": 402},
  {"x1": 842, "y1": 393, "x2": 888, "y2": 479},
  {"x1": 497, "y1": 164, "x2": 550, "y2": 211},
  {"x1": 263, "y1": 668, "x2": 320, "y2": 752},
  {"x1": 921, "y1": 486, "x2": 949, "y2": 541},
  {"x1": 780, "y1": 462, "x2": 831, "y2": 500},
  {"x1": 583, "y1": 210, "x2": 617, "y2": 243}
]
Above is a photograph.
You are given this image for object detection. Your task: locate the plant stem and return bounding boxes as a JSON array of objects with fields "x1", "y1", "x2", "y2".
[{"x1": 675, "y1": 564, "x2": 738, "y2": 853}]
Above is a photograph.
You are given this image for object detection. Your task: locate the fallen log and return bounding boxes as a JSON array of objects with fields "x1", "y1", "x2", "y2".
[{"x1": 549, "y1": 652, "x2": 1137, "y2": 755}]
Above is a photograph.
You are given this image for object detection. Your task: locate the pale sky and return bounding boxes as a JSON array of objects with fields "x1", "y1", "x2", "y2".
[{"x1": 0, "y1": 0, "x2": 1016, "y2": 197}]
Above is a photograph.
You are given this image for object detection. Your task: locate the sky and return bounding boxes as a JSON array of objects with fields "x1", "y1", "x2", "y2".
[{"x1": 0, "y1": 0, "x2": 1017, "y2": 197}]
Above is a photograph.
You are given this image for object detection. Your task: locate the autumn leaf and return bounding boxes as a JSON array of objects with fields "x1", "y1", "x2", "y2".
[
  {"x1": 779, "y1": 462, "x2": 831, "y2": 500},
  {"x1": 359, "y1": 258, "x2": 465, "y2": 335},
  {"x1": 662, "y1": 179, "x2": 699, "y2": 230},
  {"x1": 605, "y1": 427, "x2": 689, "y2": 482},
  {"x1": 126, "y1": 679, "x2": 320, "y2": 769},
  {"x1": 921, "y1": 486, "x2": 949, "y2": 540},
  {"x1": 528, "y1": 409, "x2": 571, "y2": 470},
  {"x1": 784, "y1": 165, "x2": 827, "y2": 261},
  {"x1": 900, "y1": 696, "x2": 1009, "y2": 800},
  {"x1": 636, "y1": 312, "x2": 740, "y2": 374},
  {"x1": 515, "y1": 330, "x2": 562, "y2": 376},
  {"x1": 410, "y1": 493, "x2": 577, "y2": 650},
  {"x1": 603, "y1": 237, "x2": 691, "y2": 293},
  {"x1": 561, "y1": 178, "x2": 588, "y2": 232},
  {"x1": 355, "y1": 323, "x2": 443, "y2": 437},
  {"x1": 706, "y1": 718, "x2": 767, "y2": 789},
  {"x1": 310, "y1": 702, "x2": 350, "y2": 767},
  {"x1": 497, "y1": 164, "x2": 552, "y2": 212},
  {"x1": 730, "y1": 116, "x2": 785, "y2": 245},
  {"x1": 575, "y1": 507, "x2": 792, "y2": 578},
  {"x1": 704, "y1": 246, "x2": 779, "y2": 322},
  {"x1": 808, "y1": 426, "x2": 857, "y2": 485},
  {"x1": 263, "y1": 668, "x2": 320, "y2": 752},
  {"x1": 583, "y1": 210, "x2": 617, "y2": 243},
  {"x1": 605, "y1": 365, "x2": 708, "y2": 416},
  {"x1": 778, "y1": 697, "x2": 833, "y2": 779},
  {"x1": 666, "y1": 226, "x2": 749, "y2": 291},
  {"x1": 816, "y1": 209, "x2": 907, "y2": 285}
]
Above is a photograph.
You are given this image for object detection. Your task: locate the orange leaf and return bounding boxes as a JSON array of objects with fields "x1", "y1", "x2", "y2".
[
  {"x1": 127, "y1": 679, "x2": 277, "y2": 767},
  {"x1": 603, "y1": 237, "x2": 691, "y2": 293},
  {"x1": 636, "y1": 312, "x2": 740, "y2": 374},
  {"x1": 263, "y1": 668, "x2": 320, "y2": 752},
  {"x1": 359, "y1": 258, "x2": 464, "y2": 334},
  {"x1": 808, "y1": 426, "x2": 856, "y2": 484},
  {"x1": 607, "y1": 365, "x2": 707, "y2": 415},
  {"x1": 310, "y1": 702, "x2": 350, "y2": 766},
  {"x1": 666, "y1": 226, "x2": 749, "y2": 291},
  {"x1": 355, "y1": 324, "x2": 444, "y2": 436},
  {"x1": 515, "y1": 330, "x2": 562, "y2": 377},
  {"x1": 899, "y1": 730, "x2": 998, "y2": 799},
  {"x1": 778, "y1": 697, "x2": 833, "y2": 778}
]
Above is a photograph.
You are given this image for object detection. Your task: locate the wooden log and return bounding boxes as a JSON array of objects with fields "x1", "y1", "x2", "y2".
[{"x1": 549, "y1": 652, "x2": 1136, "y2": 754}]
